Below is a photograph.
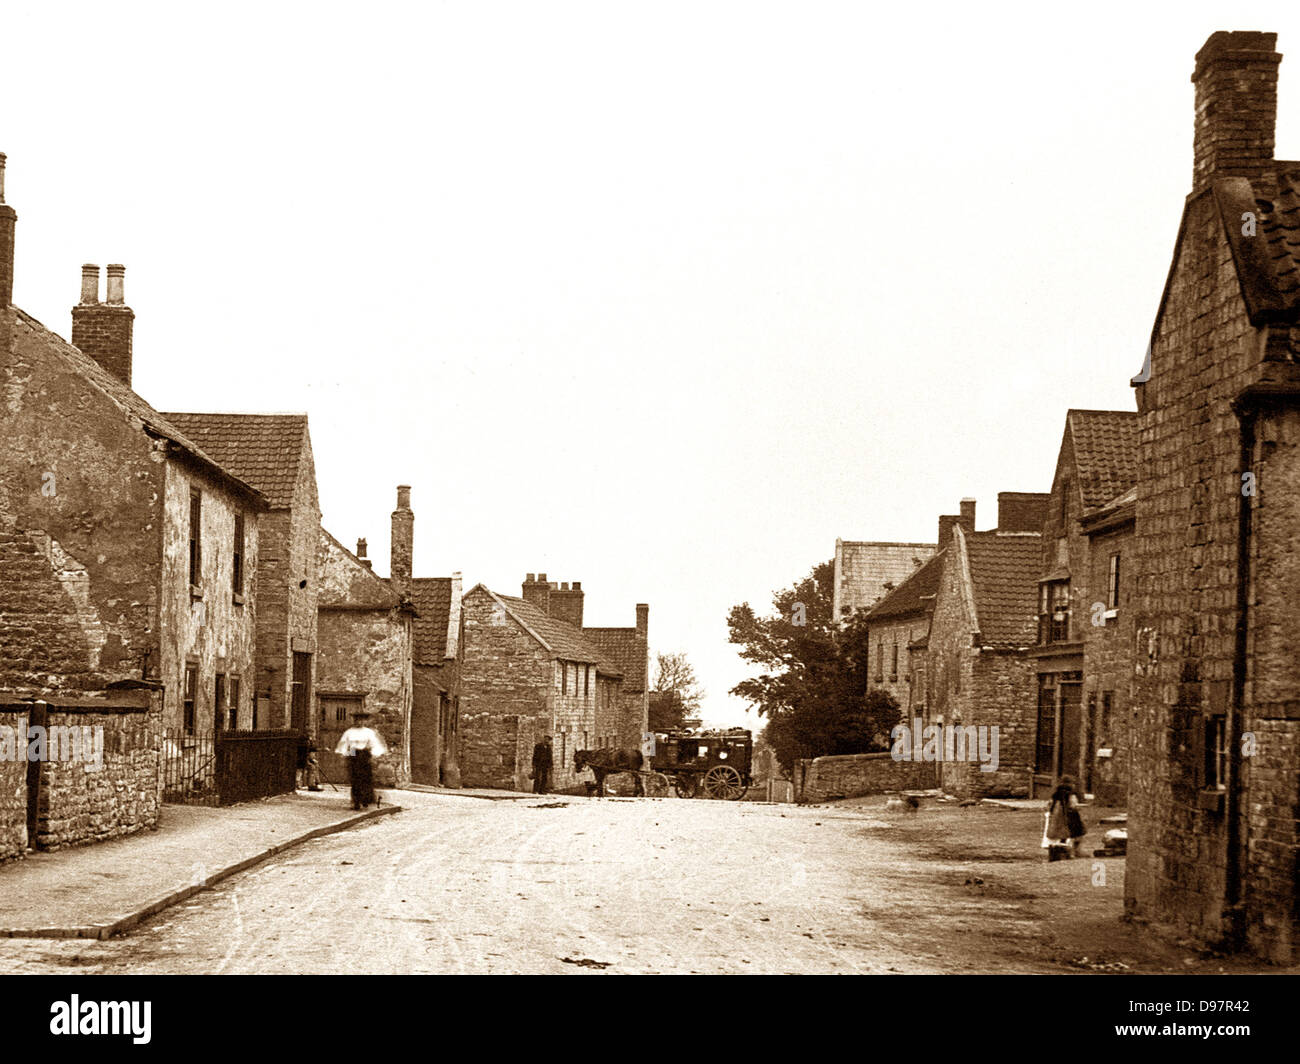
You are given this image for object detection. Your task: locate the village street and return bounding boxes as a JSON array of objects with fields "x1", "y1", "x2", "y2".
[{"x1": 4, "y1": 789, "x2": 1277, "y2": 976}]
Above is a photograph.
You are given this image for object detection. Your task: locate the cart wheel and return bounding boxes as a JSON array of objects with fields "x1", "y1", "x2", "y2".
[
  {"x1": 701, "y1": 764, "x2": 745, "y2": 800},
  {"x1": 645, "y1": 772, "x2": 671, "y2": 798},
  {"x1": 673, "y1": 773, "x2": 698, "y2": 799}
]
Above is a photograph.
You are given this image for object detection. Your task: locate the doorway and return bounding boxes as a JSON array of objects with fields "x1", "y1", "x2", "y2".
[{"x1": 318, "y1": 696, "x2": 361, "y2": 784}]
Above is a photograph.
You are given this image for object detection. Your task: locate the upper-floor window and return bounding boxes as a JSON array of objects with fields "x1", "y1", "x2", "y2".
[
  {"x1": 1107, "y1": 553, "x2": 1120, "y2": 610},
  {"x1": 188, "y1": 489, "x2": 202, "y2": 588},
  {"x1": 1039, "y1": 581, "x2": 1071, "y2": 644},
  {"x1": 875, "y1": 639, "x2": 884, "y2": 682},
  {"x1": 232, "y1": 513, "x2": 245, "y2": 595},
  {"x1": 890, "y1": 642, "x2": 899, "y2": 680}
]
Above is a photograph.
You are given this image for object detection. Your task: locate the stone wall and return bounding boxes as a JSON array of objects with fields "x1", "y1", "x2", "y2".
[
  {"x1": 0, "y1": 705, "x2": 28, "y2": 859},
  {"x1": 793, "y1": 752, "x2": 937, "y2": 804},
  {"x1": 866, "y1": 614, "x2": 927, "y2": 714},
  {"x1": 942, "y1": 650, "x2": 1036, "y2": 799},
  {"x1": 34, "y1": 696, "x2": 160, "y2": 850},
  {"x1": 459, "y1": 710, "x2": 534, "y2": 791},
  {"x1": 1082, "y1": 520, "x2": 1136, "y2": 805}
]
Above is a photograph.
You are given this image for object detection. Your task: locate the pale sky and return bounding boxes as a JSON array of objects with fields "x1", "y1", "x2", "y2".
[{"x1": 5, "y1": 2, "x2": 1300, "y2": 729}]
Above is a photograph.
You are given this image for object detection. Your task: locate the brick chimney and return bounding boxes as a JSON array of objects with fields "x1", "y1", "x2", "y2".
[
  {"x1": 938, "y1": 514, "x2": 960, "y2": 545},
  {"x1": 636, "y1": 603, "x2": 649, "y2": 639},
  {"x1": 1191, "y1": 31, "x2": 1281, "y2": 193},
  {"x1": 549, "y1": 580, "x2": 584, "y2": 627},
  {"x1": 356, "y1": 537, "x2": 372, "y2": 571},
  {"x1": 0, "y1": 154, "x2": 15, "y2": 310},
  {"x1": 390, "y1": 486, "x2": 413, "y2": 598},
  {"x1": 72, "y1": 263, "x2": 134, "y2": 384},
  {"x1": 959, "y1": 498, "x2": 976, "y2": 533},
  {"x1": 997, "y1": 491, "x2": 1050, "y2": 533},
  {"x1": 522, "y1": 573, "x2": 552, "y2": 612}
]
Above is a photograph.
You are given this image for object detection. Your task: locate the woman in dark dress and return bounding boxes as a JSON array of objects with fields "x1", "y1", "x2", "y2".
[{"x1": 334, "y1": 711, "x2": 389, "y2": 810}]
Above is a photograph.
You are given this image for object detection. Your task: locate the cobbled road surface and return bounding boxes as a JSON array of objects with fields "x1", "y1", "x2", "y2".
[{"x1": 1, "y1": 791, "x2": 1130, "y2": 975}]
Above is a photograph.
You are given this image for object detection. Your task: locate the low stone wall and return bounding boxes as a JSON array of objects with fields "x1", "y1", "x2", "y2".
[
  {"x1": 461, "y1": 710, "x2": 539, "y2": 791},
  {"x1": 35, "y1": 693, "x2": 160, "y2": 850},
  {"x1": 0, "y1": 705, "x2": 29, "y2": 859},
  {"x1": 794, "y1": 751, "x2": 937, "y2": 803}
]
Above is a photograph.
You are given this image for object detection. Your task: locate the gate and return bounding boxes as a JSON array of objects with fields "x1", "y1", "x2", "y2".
[{"x1": 164, "y1": 728, "x2": 299, "y2": 806}]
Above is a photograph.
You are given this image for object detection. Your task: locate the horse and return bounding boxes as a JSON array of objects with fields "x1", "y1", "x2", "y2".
[{"x1": 574, "y1": 747, "x2": 644, "y2": 797}]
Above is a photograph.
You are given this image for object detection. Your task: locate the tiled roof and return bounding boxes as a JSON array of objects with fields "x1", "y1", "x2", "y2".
[
  {"x1": 411, "y1": 577, "x2": 453, "y2": 664},
  {"x1": 12, "y1": 310, "x2": 264, "y2": 505},
  {"x1": 493, "y1": 592, "x2": 623, "y2": 678},
  {"x1": 1067, "y1": 410, "x2": 1140, "y2": 510},
  {"x1": 965, "y1": 532, "x2": 1042, "y2": 647},
  {"x1": 866, "y1": 549, "x2": 946, "y2": 621},
  {"x1": 1211, "y1": 169, "x2": 1300, "y2": 324},
  {"x1": 162, "y1": 413, "x2": 308, "y2": 509},
  {"x1": 582, "y1": 628, "x2": 648, "y2": 689}
]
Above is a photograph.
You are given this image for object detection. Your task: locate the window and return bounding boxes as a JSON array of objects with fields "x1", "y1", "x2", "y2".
[
  {"x1": 215, "y1": 674, "x2": 226, "y2": 732},
  {"x1": 1107, "y1": 553, "x2": 1120, "y2": 610},
  {"x1": 1059, "y1": 479, "x2": 1070, "y2": 527},
  {"x1": 1204, "y1": 715, "x2": 1228, "y2": 792},
  {"x1": 183, "y1": 665, "x2": 198, "y2": 735},
  {"x1": 890, "y1": 642, "x2": 899, "y2": 680},
  {"x1": 230, "y1": 677, "x2": 241, "y2": 731},
  {"x1": 232, "y1": 512, "x2": 245, "y2": 595},
  {"x1": 1039, "y1": 581, "x2": 1071, "y2": 644},
  {"x1": 875, "y1": 640, "x2": 884, "y2": 682},
  {"x1": 584, "y1": 666, "x2": 590, "y2": 697},
  {"x1": 188, "y1": 489, "x2": 202, "y2": 588}
]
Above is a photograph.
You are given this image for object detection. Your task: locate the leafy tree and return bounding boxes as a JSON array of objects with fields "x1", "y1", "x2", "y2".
[
  {"x1": 728, "y1": 561, "x2": 900, "y2": 771},
  {"x1": 649, "y1": 651, "x2": 703, "y2": 731}
]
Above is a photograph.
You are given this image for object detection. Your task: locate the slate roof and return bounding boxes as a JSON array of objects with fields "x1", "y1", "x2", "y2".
[
  {"x1": 865, "y1": 549, "x2": 946, "y2": 622},
  {"x1": 411, "y1": 577, "x2": 454, "y2": 664},
  {"x1": 12, "y1": 310, "x2": 265, "y2": 505},
  {"x1": 491, "y1": 591, "x2": 623, "y2": 678},
  {"x1": 1208, "y1": 169, "x2": 1300, "y2": 324},
  {"x1": 582, "y1": 628, "x2": 648, "y2": 689},
  {"x1": 1067, "y1": 410, "x2": 1140, "y2": 510},
  {"x1": 162, "y1": 413, "x2": 309, "y2": 509},
  {"x1": 964, "y1": 532, "x2": 1042, "y2": 647}
]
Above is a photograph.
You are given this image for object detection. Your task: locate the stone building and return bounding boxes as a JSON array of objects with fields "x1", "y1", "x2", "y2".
[
  {"x1": 0, "y1": 155, "x2": 266, "y2": 851},
  {"x1": 864, "y1": 550, "x2": 945, "y2": 719},
  {"x1": 1126, "y1": 30, "x2": 1300, "y2": 963},
  {"x1": 315, "y1": 527, "x2": 414, "y2": 787},
  {"x1": 162, "y1": 414, "x2": 321, "y2": 738},
  {"x1": 831, "y1": 537, "x2": 936, "y2": 622},
  {"x1": 1029, "y1": 411, "x2": 1138, "y2": 800},
  {"x1": 923, "y1": 498, "x2": 1042, "y2": 798},
  {"x1": 410, "y1": 573, "x2": 463, "y2": 786},
  {"x1": 459, "y1": 576, "x2": 638, "y2": 792}
]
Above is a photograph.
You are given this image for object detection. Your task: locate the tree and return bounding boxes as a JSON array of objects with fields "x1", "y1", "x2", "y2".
[
  {"x1": 727, "y1": 561, "x2": 900, "y2": 771},
  {"x1": 649, "y1": 651, "x2": 703, "y2": 730}
]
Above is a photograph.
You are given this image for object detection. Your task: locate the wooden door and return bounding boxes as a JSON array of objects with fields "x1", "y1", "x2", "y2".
[
  {"x1": 318, "y1": 697, "x2": 360, "y2": 784},
  {"x1": 1060, "y1": 682, "x2": 1083, "y2": 784}
]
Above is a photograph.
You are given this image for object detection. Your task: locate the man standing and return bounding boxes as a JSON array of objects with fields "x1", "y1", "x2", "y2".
[{"x1": 532, "y1": 735, "x2": 553, "y2": 795}]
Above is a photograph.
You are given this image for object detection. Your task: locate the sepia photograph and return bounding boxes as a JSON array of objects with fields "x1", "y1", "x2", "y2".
[{"x1": 0, "y1": 0, "x2": 1296, "y2": 1043}]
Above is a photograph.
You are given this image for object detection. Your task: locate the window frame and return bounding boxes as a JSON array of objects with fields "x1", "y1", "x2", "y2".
[{"x1": 188, "y1": 489, "x2": 202, "y2": 589}]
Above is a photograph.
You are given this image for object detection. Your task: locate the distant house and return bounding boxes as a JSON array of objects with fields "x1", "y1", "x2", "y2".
[
  {"x1": 410, "y1": 573, "x2": 463, "y2": 786},
  {"x1": 923, "y1": 498, "x2": 1043, "y2": 798},
  {"x1": 315, "y1": 526, "x2": 414, "y2": 787},
  {"x1": 0, "y1": 158, "x2": 271, "y2": 851},
  {"x1": 162, "y1": 413, "x2": 322, "y2": 748},
  {"x1": 459, "y1": 576, "x2": 637, "y2": 792},
  {"x1": 1028, "y1": 410, "x2": 1138, "y2": 801},
  {"x1": 832, "y1": 538, "x2": 935, "y2": 622}
]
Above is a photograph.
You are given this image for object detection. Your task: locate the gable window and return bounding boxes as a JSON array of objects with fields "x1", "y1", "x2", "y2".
[
  {"x1": 188, "y1": 489, "x2": 202, "y2": 588},
  {"x1": 183, "y1": 665, "x2": 198, "y2": 735},
  {"x1": 1107, "y1": 553, "x2": 1120, "y2": 610},
  {"x1": 232, "y1": 513, "x2": 245, "y2": 596}
]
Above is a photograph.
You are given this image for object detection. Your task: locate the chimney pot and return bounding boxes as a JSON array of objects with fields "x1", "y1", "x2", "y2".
[
  {"x1": 80, "y1": 264, "x2": 100, "y2": 304},
  {"x1": 959, "y1": 498, "x2": 976, "y2": 532},
  {"x1": 396, "y1": 484, "x2": 411, "y2": 510},
  {"x1": 572, "y1": 581, "x2": 581, "y2": 590},
  {"x1": 105, "y1": 264, "x2": 125, "y2": 305},
  {"x1": 538, "y1": 573, "x2": 547, "y2": 582},
  {"x1": 356, "y1": 537, "x2": 368, "y2": 558},
  {"x1": 526, "y1": 573, "x2": 536, "y2": 583}
]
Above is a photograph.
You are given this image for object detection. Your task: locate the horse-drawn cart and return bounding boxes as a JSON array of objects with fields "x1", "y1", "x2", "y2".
[{"x1": 649, "y1": 728, "x2": 752, "y2": 800}]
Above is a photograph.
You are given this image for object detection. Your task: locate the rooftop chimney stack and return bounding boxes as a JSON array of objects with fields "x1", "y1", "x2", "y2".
[
  {"x1": 390, "y1": 486, "x2": 413, "y2": 598},
  {"x1": 0, "y1": 154, "x2": 15, "y2": 309},
  {"x1": 938, "y1": 514, "x2": 960, "y2": 545},
  {"x1": 1191, "y1": 31, "x2": 1281, "y2": 193},
  {"x1": 71, "y1": 263, "x2": 134, "y2": 384},
  {"x1": 636, "y1": 603, "x2": 649, "y2": 639},
  {"x1": 522, "y1": 573, "x2": 552, "y2": 612},
  {"x1": 356, "y1": 537, "x2": 372, "y2": 570},
  {"x1": 549, "y1": 580, "x2": 585, "y2": 627},
  {"x1": 959, "y1": 498, "x2": 977, "y2": 533}
]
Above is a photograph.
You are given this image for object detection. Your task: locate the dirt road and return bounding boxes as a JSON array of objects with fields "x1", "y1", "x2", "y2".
[{"x1": 0, "y1": 791, "x2": 1277, "y2": 975}]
